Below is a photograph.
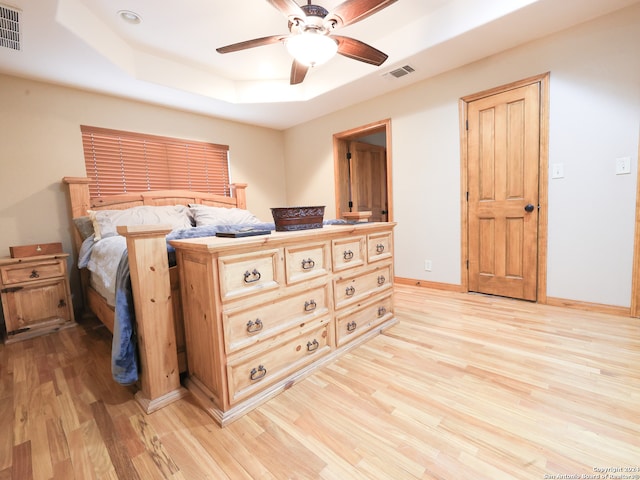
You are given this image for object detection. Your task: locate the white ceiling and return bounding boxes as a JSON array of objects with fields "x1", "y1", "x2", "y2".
[{"x1": 1, "y1": 0, "x2": 638, "y2": 130}]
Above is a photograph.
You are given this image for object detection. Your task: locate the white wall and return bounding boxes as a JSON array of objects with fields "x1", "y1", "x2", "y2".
[
  {"x1": 0, "y1": 76, "x2": 287, "y2": 307},
  {"x1": 283, "y1": 4, "x2": 640, "y2": 308}
]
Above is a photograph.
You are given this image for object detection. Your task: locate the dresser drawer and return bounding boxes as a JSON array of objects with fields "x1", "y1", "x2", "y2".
[
  {"x1": 223, "y1": 285, "x2": 330, "y2": 354},
  {"x1": 336, "y1": 294, "x2": 393, "y2": 347},
  {"x1": 285, "y1": 241, "x2": 330, "y2": 285},
  {"x1": 334, "y1": 263, "x2": 392, "y2": 309},
  {"x1": 227, "y1": 319, "x2": 331, "y2": 404},
  {"x1": 1, "y1": 259, "x2": 65, "y2": 285},
  {"x1": 218, "y1": 249, "x2": 281, "y2": 301},
  {"x1": 332, "y1": 235, "x2": 365, "y2": 272},
  {"x1": 367, "y1": 231, "x2": 393, "y2": 263}
]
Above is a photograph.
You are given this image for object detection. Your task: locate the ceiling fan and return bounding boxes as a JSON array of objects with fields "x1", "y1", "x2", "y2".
[{"x1": 216, "y1": 0, "x2": 398, "y2": 85}]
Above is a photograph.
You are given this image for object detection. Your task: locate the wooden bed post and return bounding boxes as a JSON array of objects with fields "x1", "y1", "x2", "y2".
[
  {"x1": 117, "y1": 225, "x2": 188, "y2": 413},
  {"x1": 62, "y1": 177, "x2": 91, "y2": 216},
  {"x1": 62, "y1": 177, "x2": 93, "y2": 316},
  {"x1": 62, "y1": 177, "x2": 91, "y2": 255},
  {"x1": 231, "y1": 183, "x2": 248, "y2": 210}
]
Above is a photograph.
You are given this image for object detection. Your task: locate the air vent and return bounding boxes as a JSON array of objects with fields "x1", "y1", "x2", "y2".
[
  {"x1": 0, "y1": 4, "x2": 20, "y2": 51},
  {"x1": 387, "y1": 65, "x2": 415, "y2": 78}
]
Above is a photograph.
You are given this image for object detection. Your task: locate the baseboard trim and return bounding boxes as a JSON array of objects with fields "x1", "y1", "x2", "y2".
[
  {"x1": 394, "y1": 277, "x2": 465, "y2": 292},
  {"x1": 545, "y1": 296, "x2": 630, "y2": 317},
  {"x1": 394, "y1": 277, "x2": 632, "y2": 317}
]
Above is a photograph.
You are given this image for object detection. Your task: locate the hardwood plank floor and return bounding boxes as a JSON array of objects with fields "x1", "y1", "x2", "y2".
[{"x1": 1, "y1": 285, "x2": 638, "y2": 479}]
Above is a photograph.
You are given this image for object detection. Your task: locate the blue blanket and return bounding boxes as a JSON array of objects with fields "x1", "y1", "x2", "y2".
[{"x1": 112, "y1": 252, "x2": 136, "y2": 384}]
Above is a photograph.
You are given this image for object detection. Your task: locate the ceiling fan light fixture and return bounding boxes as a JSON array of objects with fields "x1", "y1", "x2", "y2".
[{"x1": 286, "y1": 31, "x2": 337, "y2": 67}]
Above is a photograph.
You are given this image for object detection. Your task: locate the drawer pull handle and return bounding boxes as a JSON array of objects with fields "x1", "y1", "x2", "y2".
[
  {"x1": 306, "y1": 339, "x2": 319, "y2": 352},
  {"x1": 250, "y1": 365, "x2": 267, "y2": 381},
  {"x1": 378, "y1": 306, "x2": 387, "y2": 317},
  {"x1": 377, "y1": 275, "x2": 386, "y2": 285},
  {"x1": 58, "y1": 299, "x2": 67, "y2": 308},
  {"x1": 343, "y1": 250, "x2": 354, "y2": 261},
  {"x1": 1, "y1": 286, "x2": 23, "y2": 294},
  {"x1": 346, "y1": 321, "x2": 357, "y2": 333},
  {"x1": 376, "y1": 243, "x2": 385, "y2": 253},
  {"x1": 304, "y1": 300, "x2": 317, "y2": 312},
  {"x1": 246, "y1": 319, "x2": 263, "y2": 334},
  {"x1": 301, "y1": 258, "x2": 315, "y2": 270},
  {"x1": 345, "y1": 286, "x2": 355, "y2": 297},
  {"x1": 30, "y1": 270, "x2": 40, "y2": 279},
  {"x1": 243, "y1": 269, "x2": 261, "y2": 284}
]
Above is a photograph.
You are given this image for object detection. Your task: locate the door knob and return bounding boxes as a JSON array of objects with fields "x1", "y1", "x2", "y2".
[{"x1": 524, "y1": 204, "x2": 535, "y2": 213}]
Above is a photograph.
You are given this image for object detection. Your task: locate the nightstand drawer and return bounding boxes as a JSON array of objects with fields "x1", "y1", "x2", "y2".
[
  {"x1": 2, "y1": 278, "x2": 72, "y2": 337},
  {"x1": 1, "y1": 259, "x2": 65, "y2": 285}
]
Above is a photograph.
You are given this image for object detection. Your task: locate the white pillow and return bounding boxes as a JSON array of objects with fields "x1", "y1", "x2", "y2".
[
  {"x1": 88, "y1": 205, "x2": 193, "y2": 241},
  {"x1": 189, "y1": 204, "x2": 262, "y2": 227}
]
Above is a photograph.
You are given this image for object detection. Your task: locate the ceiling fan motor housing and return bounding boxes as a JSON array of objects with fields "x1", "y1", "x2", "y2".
[
  {"x1": 301, "y1": 4, "x2": 328, "y2": 17},
  {"x1": 289, "y1": 4, "x2": 335, "y2": 34}
]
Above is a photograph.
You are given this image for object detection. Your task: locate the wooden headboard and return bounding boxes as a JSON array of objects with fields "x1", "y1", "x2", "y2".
[{"x1": 62, "y1": 176, "x2": 248, "y2": 255}]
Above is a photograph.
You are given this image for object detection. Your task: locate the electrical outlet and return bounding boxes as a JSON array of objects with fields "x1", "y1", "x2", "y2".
[{"x1": 424, "y1": 260, "x2": 432, "y2": 271}]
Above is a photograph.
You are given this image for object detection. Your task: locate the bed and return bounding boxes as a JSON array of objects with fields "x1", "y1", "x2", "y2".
[{"x1": 63, "y1": 177, "x2": 259, "y2": 413}]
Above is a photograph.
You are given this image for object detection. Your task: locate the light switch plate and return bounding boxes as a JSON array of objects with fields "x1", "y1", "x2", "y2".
[
  {"x1": 551, "y1": 163, "x2": 564, "y2": 179},
  {"x1": 616, "y1": 157, "x2": 631, "y2": 175}
]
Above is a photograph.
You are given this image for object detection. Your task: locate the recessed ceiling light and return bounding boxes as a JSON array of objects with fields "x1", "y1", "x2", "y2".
[{"x1": 118, "y1": 10, "x2": 142, "y2": 24}]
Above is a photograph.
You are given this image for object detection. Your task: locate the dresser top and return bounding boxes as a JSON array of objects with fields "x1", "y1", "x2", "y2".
[{"x1": 170, "y1": 222, "x2": 396, "y2": 254}]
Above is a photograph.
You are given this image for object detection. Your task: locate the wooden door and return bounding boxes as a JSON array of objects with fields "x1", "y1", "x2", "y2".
[
  {"x1": 467, "y1": 83, "x2": 540, "y2": 301},
  {"x1": 350, "y1": 141, "x2": 388, "y2": 222}
]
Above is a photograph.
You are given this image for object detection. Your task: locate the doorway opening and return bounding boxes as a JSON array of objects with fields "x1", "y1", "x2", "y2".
[{"x1": 333, "y1": 119, "x2": 393, "y2": 222}]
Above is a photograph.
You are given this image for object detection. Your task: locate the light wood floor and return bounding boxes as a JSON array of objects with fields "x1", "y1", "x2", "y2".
[{"x1": 1, "y1": 285, "x2": 638, "y2": 480}]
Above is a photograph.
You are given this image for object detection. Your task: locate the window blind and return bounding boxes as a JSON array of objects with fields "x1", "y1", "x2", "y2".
[{"x1": 80, "y1": 126, "x2": 231, "y2": 198}]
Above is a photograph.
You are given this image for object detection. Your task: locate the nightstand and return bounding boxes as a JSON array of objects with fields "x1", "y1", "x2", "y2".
[{"x1": 0, "y1": 253, "x2": 76, "y2": 343}]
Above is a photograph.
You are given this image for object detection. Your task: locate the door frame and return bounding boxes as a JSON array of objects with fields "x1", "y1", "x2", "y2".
[
  {"x1": 459, "y1": 73, "x2": 550, "y2": 302},
  {"x1": 631, "y1": 127, "x2": 640, "y2": 317},
  {"x1": 333, "y1": 118, "x2": 393, "y2": 221}
]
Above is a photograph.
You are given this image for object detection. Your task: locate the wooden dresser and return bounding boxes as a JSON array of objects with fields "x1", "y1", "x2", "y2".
[
  {"x1": 170, "y1": 222, "x2": 397, "y2": 426},
  {"x1": 0, "y1": 253, "x2": 75, "y2": 343}
]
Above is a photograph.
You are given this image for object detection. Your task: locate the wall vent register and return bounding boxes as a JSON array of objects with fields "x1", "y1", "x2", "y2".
[{"x1": 0, "y1": 4, "x2": 20, "y2": 51}]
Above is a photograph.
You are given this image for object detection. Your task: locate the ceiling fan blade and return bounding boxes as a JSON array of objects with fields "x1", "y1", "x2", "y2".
[
  {"x1": 216, "y1": 35, "x2": 288, "y2": 54},
  {"x1": 326, "y1": 0, "x2": 398, "y2": 28},
  {"x1": 334, "y1": 35, "x2": 388, "y2": 66},
  {"x1": 290, "y1": 60, "x2": 309, "y2": 85},
  {"x1": 265, "y1": 0, "x2": 306, "y2": 21}
]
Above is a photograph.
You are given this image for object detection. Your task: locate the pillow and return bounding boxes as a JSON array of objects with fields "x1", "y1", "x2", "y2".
[
  {"x1": 189, "y1": 204, "x2": 262, "y2": 227},
  {"x1": 88, "y1": 205, "x2": 193, "y2": 241},
  {"x1": 73, "y1": 216, "x2": 95, "y2": 240}
]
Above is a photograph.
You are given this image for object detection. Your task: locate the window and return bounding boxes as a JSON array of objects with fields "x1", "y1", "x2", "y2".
[{"x1": 80, "y1": 126, "x2": 231, "y2": 198}]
